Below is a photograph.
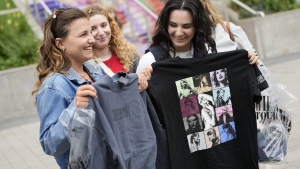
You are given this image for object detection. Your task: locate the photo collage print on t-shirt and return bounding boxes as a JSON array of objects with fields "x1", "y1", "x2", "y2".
[{"x1": 175, "y1": 68, "x2": 237, "y2": 153}]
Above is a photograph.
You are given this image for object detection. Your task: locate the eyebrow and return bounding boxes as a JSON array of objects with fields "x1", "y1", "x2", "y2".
[
  {"x1": 78, "y1": 29, "x2": 90, "y2": 35},
  {"x1": 169, "y1": 21, "x2": 192, "y2": 26}
]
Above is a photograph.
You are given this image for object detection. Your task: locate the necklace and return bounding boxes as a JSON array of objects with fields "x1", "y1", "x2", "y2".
[
  {"x1": 79, "y1": 72, "x2": 90, "y2": 81},
  {"x1": 80, "y1": 74, "x2": 87, "y2": 80}
]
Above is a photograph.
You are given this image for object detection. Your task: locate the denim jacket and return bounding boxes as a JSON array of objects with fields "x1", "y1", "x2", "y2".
[{"x1": 36, "y1": 61, "x2": 104, "y2": 169}]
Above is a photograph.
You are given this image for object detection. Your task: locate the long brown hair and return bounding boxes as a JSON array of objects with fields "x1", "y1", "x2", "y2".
[
  {"x1": 82, "y1": 5, "x2": 141, "y2": 72},
  {"x1": 32, "y1": 8, "x2": 87, "y2": 95},
  {"x1": 200, "y1": 0, "x2": 223, "y2": 24}
]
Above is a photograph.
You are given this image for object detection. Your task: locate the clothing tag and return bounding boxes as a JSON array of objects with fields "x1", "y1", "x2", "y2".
[{"x1": 117, "y1": 76, "x2": 129, "y2": 86}]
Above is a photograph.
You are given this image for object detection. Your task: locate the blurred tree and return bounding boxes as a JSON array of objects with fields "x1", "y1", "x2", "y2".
[
  {"x1": 0, "y1": 11, "x2": 40, "y2": 70},
  {"x1": 230, "y1": 0, "x2": 300, "y2": 19}
]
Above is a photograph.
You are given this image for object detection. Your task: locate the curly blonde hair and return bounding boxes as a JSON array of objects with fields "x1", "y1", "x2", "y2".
[{"x1": 82, "y1": 5, "x2": 141, "y2": 72}]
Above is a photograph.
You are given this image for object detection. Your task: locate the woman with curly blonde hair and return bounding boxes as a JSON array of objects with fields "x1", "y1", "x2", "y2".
[{"x1": 82, "y1": 5, "x2": 151, "y2": 81}]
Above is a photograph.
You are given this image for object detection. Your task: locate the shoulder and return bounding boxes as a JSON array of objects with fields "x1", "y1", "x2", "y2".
[
  {"x1": 146, "y1": 45, "x2": 164, "y2": 53},
  {"x1": 142, "y1": 51, "x2": 156, "y2": 60},
  {"x1": 228, "y1": 22, "x2": 254, "y2": 50},
  {"x1": 227, "y1": 22, "x2": 248, "y2": 38},
  {"x1": 36, "y1": 73, "x2": 76, "y2": 102},
  {"x1": 37, "y1": 73, "x2": 69, "y2": 93},
  {"x1": 84, "y1": 59, "x2": 105, "y2": 80},
  {"x1": 228, "y1": 22, "x2": 242, "y2": 31}
]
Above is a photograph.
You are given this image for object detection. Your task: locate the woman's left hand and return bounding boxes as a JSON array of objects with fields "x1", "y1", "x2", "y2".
[
  {"x1": 137, "y1": 73, "x2": 148, "y2": 92},
  {"x1": 140, "y1": 65, "x2": 153, "y2": 80},
  {"x1": 248, "y1": 50, "x2": 260, "y2": 65}
]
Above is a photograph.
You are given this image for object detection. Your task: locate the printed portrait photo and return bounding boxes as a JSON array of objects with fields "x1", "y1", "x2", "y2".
[
  {"x1": 210, "y1": 68, "x2": 229, "y2": 89},
  {"x1": 180, "y1": 95, "x2": 200, "y2": 117},
  {"x1": 183, "y1": 113, "x2": 203, "y2": 135},
  {"x1": 193, "y1": 73, "x2": 212, "y2": 94},
  {"x1": 188, "y1": 132, "x2": 206, "y2": 153},
  {"x1": 219, "y1": 122, "x2": 237, "y2": 143},
  {"x1": 176, "y1": 77, "x2": 195, "y2": 99},
  {"x1": 197, "y1": 92, "x2": 217, "y2": 130},
  {"x1": 212, "y1": 87, "x2": 232, "y2": 108},
  {"x1": 215, "y1": 105, "x2": 234, "y2": 125},
  {"x1": 204, "y1": 127, "x2": 221, "y2": 148}
]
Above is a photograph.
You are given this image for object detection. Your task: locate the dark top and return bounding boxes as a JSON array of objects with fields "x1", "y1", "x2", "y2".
[{"x1": 146, "y1": 49, "x2": 268, "y2": 169}]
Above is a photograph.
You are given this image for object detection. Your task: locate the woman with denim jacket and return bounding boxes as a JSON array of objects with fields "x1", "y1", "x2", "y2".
[{"x1": 31, "y1": 8, "x2": 105, "y2": 169}]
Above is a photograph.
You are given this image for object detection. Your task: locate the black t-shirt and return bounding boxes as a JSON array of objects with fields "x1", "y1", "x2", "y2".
[{"x1": 147, "y1": 49, "x2": 268, "y2": 169}]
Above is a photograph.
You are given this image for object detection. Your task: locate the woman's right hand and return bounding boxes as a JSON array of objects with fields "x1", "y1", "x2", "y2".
[
  {"x1": 248, "y1": 50, "x2": 259, "y2": 65},
  {"x1": 75, "y1": 85, "x2": 97, "y2": 108}
]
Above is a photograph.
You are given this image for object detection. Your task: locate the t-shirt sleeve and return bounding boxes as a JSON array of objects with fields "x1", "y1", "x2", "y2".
[
  {"x1": 250, "y1": 64, "x2": 269, "y2": 104},
  {"x1": 136, "y1": 52, "x2": 156, "y2": 74},
  {"x1": 254, "y1": 64, "x2": 269, "y2": 91}
]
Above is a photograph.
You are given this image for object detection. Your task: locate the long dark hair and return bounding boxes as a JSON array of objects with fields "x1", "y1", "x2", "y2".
[{"x1": 151, "y1": 0, "x2": 217, "y2": 59}]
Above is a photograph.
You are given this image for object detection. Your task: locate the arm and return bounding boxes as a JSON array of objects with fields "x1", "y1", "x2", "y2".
[
  {"x1": 230, "y1": 22, "x2": 256, "y2": 52},
  {"x1": 37, "y1": 84, "x2": 96, "y2": 156},
  {"x1": 136, "y1": 52, "x2": 156, "y2": 74},
  {"x1": 36, "y1": 88, "x2": 71, "y2": 156},
  {"x1": 207, "y1": 105, "x2": 216, "y2": 127},
  {"x1": 201, "y1": 107, "x2": 216, "y2": 127},
  {"x1": 229, "y1": 22, "x2": 259, "y2": 64},
  {"x1": 135, "y1": 52, "x2": 155, "y2": 91}
]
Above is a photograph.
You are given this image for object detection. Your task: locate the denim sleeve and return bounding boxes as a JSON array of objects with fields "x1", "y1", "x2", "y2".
[{"x1": 36, "y1": 88, "x2": 72, "y2": 156}]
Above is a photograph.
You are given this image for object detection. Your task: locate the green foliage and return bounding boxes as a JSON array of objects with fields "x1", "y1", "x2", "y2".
[
  {"x1": 229, "y1": 0, "x2": 300, "y2": 19},
  {"x1": 0, "y1": 11, "x2": 40, "y2": 70},
  {"x1": 0, "y1": 0, "x2": 16, "y2": 10}
]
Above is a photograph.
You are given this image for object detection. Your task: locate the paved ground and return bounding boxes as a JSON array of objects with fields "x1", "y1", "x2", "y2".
[{"x1": 0, "y1": 54, "x2": 299, "y2": 169}]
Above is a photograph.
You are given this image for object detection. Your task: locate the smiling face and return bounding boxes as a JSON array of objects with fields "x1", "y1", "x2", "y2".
[
  {"x1": 60, "y1": 18, "x2": 95, "y2": 65},
  {"x1": 168, "y1": 9, "x2": 195, "y2": 52},
  {"x1": 89, "y1": 14, "x2": 112, "y2": 50}
]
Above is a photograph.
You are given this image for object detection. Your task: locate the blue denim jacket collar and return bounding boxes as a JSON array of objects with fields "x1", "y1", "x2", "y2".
[
  {"x1": 65, "y1": 67, "x2": 90, "y2": 85},
  {"x1": 66, "y1": 62, "x2": 105, "y2": 84}
]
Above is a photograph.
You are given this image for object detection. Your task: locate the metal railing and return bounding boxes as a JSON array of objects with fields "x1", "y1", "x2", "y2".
[
  {"x1": 132, "y1": 0, "x2": 158, "y2": 20},
  {"x1": 231, "y1": 0, "x2": 265, "y2": 17},
  {"x1": 24, "y1": 0, "x2": 53, "y2": 26}
]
